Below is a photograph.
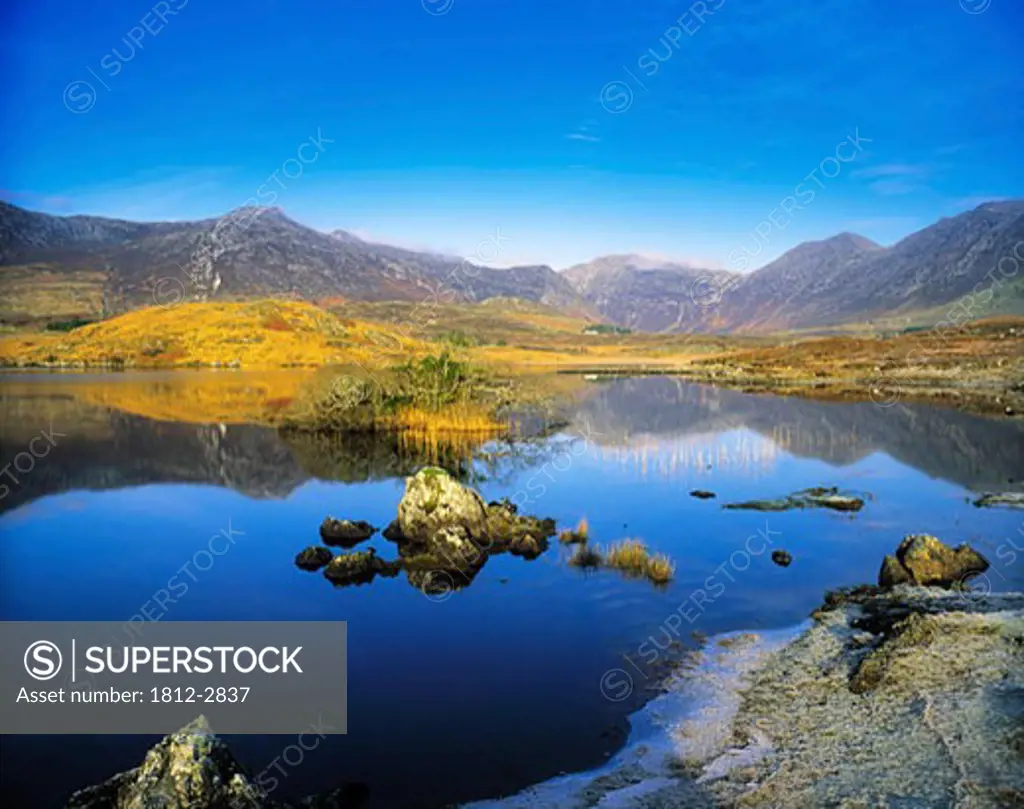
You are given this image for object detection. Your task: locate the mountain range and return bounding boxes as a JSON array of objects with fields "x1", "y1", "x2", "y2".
[{"x1": 2, "y1": 199, "x2": 1022, "y2": 332}]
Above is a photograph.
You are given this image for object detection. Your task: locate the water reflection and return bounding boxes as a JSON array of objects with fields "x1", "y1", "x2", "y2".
[{"x1": 2, "y1": 375, "x2": 1020, "y2": 516}]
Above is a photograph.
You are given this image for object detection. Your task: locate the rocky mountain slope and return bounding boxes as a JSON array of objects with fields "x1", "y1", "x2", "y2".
[
  {"x1": 563, "y1": 201, "x2": 1024, "y2": 332},
  {"x1": 0, "y1": 202, "x2": 586, "y2": 322},
  {"x1": 3, "y1": 199, "x2": 1022, "y2": 331}
]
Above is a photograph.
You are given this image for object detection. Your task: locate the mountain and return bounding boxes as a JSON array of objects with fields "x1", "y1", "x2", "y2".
[
  {"x1": 0, "y1": 202, "x2": 588, "y2": 323},
  {"x1": 563, "y1": 201, "x2": 1024, "y2": 332},
  {"x1": 4, "y1": 199, "x2": 1022, "y2": 331},
  {"x1": 563, "y1": 255, "x2": 735, "y2": 332}
]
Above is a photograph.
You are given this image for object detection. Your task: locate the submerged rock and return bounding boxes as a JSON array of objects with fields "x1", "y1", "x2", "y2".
[
  {"x1": 319, "y1": 517, "x2": 376, "y2": 546},
  {"x1": 690, "y1": 489, "x2": 716, "y2": 499},
  {"x1": 973, "y1": 491, "x2": 1024, "y2": 509},
  {"x1": 295, "y1": 546, "x2": 334, "y2": 571},
  {"x1": 723, "y1": 486, "x2": 865, "y2": 513},
  {"x1": 323, "y1": 548, "x2": 401, "y2": 586},
  {"x1": 878, "y1": 534, "x2": 989, "y2": 588},
  {"x1": 771, "y1": 549, "x2": 792, "y2": 567}
]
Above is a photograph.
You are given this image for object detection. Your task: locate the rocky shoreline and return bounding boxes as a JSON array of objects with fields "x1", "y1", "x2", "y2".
[{"x1": 60, "y1": 530, "x2": 1023, "y2": 809}]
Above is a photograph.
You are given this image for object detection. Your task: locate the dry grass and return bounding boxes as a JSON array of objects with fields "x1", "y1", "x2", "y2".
[
  {"x1": 646, "y1": 553, "x2": 676, "y2": 584},
  {"x1": 0, "y1": 300, "x2": 427, "y2": 369},
  {"x1": 559, "y1": 517, "x2": 590, "y2": 544},
  {"x1": 603, "y1": 539, "x2": 676, "y2": 584},
  {"x1": 604, "y1": 539, "x2": 651, "y2": 575}
]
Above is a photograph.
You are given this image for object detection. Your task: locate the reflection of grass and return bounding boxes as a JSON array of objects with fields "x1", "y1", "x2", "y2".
[{"x1": 567, "y1": 544, "x2": 603, "y2": 568}]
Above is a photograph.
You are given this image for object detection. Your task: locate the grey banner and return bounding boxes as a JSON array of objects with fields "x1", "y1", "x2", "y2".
[{"x1": 1, "y1": 621, "x2": 347, "y2": 734}]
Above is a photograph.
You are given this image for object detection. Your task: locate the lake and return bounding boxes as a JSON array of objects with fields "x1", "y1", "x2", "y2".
[{"x1": 2, "y1": 372, "x2": 1023, "y2": 808}]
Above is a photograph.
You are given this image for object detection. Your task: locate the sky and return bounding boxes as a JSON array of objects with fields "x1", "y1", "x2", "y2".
[{"x1": 1, "y1": 0, "x2": 1022, "y2": 270}]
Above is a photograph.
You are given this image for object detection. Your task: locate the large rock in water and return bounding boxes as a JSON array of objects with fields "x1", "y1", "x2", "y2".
[
  {"x1": 65, "y1": 716, "x2": 274, "y2": 808},
  {"x1": 878, "y1": 534, "x2": 989, "y2": 588},
  {"x1": 397, "y1": 467, "x2": 489, "y2": 546}
]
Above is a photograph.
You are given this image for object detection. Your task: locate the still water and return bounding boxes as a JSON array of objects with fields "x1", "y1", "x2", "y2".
[{"x1": 2, "y1": 373, "x2": 1022, "y2": 808}]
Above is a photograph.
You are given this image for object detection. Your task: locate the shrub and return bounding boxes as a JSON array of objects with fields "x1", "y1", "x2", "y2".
[{"x1": 45, "y1": 318, "x2": 93, "y2": 332}]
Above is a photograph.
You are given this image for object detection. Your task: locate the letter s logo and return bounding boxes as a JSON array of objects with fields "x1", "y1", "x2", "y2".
[{"x1": 25, "y1": 640, "x2": 63, "y2": 680}]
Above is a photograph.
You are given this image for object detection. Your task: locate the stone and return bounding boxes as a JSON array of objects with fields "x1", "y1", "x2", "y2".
[
  {"x1": 878, "y1": 534, "x2": 989, "y2": 588},
  {"x1": 771, "y1": 550, "x2": 793, "y2": 567},
  {"x1": 323, "y1": 548, "x2": 401, "y2": 586},
  {"x1": 973, "y1": 491, "x2": 1024, "y2": 509},
  {"x1": 65, "y1": 716, "x2": 274, "y2": 808},
  {"x1": 295, "y1": 546, "x2": 334, "y2": 571},
  {"x1": 319, "y1": 517, "x2": 376, "y2": 546},
  {"x1": 397, "y1": 467, "x2": 488, "y2": 546}
]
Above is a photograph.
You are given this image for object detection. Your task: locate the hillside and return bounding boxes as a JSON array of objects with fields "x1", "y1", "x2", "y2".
[
  {"x1": 562, "y1": 201, "x2": 1024, "y2": 332},
  {"x1": 3, "y1": 199, "x2": 1022, "y2": 334},
  {"x1": 0, "y1": 202, "x2": 588, "y2": 325},
  {"x1": 0, "y1": 300, "x2": 425, "y2": 368}
]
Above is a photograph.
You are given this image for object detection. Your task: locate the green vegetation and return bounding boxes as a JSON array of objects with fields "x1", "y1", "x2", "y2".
[
  {"x1": 281, "y1": 351, "x2": 504, "y2": 434},
  {"x1": 45, "y1": 317, "x2": 94, "y2": 332},
  {"x1": 582, "y1": 323, "x2": 632, "y2": 335}
]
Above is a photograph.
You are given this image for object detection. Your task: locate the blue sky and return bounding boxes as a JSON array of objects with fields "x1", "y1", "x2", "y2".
[{"x1": 1, "y1": 0, "x2": 1021, "y2": 269}]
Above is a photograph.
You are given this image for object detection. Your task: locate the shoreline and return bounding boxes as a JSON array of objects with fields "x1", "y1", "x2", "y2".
[{"x1": 465, "y1": 587, "x2": 1024, "y2": 809}]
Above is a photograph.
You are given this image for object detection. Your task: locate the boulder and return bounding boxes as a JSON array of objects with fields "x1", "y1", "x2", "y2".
[
  {"x1": 877, "y1": 534, "x2": 989, "y2": 588},
  {"x1": 323, "y1": 548, "x2": 401, "y2": 587},
  {"x1": 65, "y1": 716, "x2": 274, "y2": 808},
  {"x1": 397, "y1": 467, "x2": 488, "y2": 546},
  {"x1": 295, "y1": 546, "x2": 334, "y2": 571},
  {"x1": 319, "y1": 518, "x2": 375, "y2": 546},
  {"x1": 65, "y1": 716, "x2": 369, "y2": 808}
]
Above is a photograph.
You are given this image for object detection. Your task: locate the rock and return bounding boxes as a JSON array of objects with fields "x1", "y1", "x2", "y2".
[
  {"x1": 973, "y1": 491, "x2": 1024, "y2": 509},
  {"x1": 878, "y1": 555, "x2": 912, "y2": 587},
  {"x1": 771, "y1": 550, "x2": 793, "y2": 567},
  {"x1": 878, "y1": 534, "x2": 989, "y2": 588},
  {"x1": 381, "y1": 519, "x2": 407, "y2": 542},
  {"x1": 690, "y1": 490, "x2": 716, "y2": 499},
  {"x1": 723, "y1": 486, "x2": 865, "y2": 513},
  {"x1": 319, "y1": 517, "x2": 376, "y2": 546},
  {"x1": 323, "y1": 548, "x2": 401, "y2": 586},
  {"x1": 65, "y1": 716, "x2": 275, "y2": 808},
  {"x1": 295, "y1": 546, "x2": 334, "y2": 571},
  {"x1": 397, "y1": 467, "x2": 488, "y2": 546},
  {"x1": 65, "y1": 716, "x2": 370, "y2": 809},
  {"x1": 487, "y1": 501, "x2": 556, "y2": 557}
]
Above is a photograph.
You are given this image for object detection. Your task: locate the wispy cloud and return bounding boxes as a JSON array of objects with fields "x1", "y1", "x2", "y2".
[
  {"x1": 868, "y1": 179, "x2": 923, "y2": 196},
  {"x1": 851, "y1": 162, "x2": 931, "y2": 196},
  {"x1": 566, "y1": 119, "x2": 601, "y2": 143},
  {"x1": 850, "y1": 162, "x2": 929, "y2": 180}
]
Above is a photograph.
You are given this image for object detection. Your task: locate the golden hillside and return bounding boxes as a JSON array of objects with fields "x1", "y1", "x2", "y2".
[{"x1": 0, "y1": 300, "x2": 426, "y2": 369}]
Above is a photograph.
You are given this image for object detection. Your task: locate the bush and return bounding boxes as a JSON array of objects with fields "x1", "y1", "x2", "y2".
[{"x1": 45, "y1": 318, "x2": 93, "y2": 332}]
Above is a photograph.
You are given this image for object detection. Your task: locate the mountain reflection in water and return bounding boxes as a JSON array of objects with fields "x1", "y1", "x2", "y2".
[{"x1": 2, "y1": 375, "x2": 1021, "y2": 515}]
